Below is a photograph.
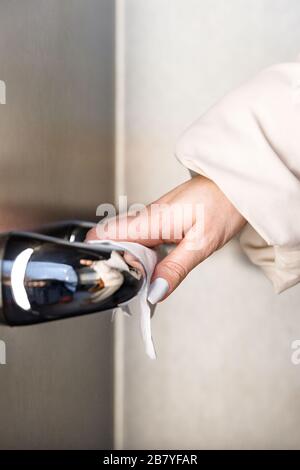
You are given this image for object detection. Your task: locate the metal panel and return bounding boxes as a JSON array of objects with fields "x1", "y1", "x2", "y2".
[{"x1": 0, "y1": 0, "x2": 115, "y2": 449}]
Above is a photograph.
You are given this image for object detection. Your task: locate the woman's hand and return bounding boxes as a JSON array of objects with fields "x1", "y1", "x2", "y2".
[{"x1": 86, "y1": 176, "x2": 246, "y2": 303}]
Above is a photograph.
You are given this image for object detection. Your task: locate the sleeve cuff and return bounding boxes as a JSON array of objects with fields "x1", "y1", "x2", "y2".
[{"x1": 175, "y1": 62, "x2": 300, "y2": 247}]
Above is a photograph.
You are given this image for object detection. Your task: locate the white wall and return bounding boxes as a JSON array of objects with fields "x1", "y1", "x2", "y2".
[{"x1": 119, "y1": 0, "x2": 300, "y2": 449}]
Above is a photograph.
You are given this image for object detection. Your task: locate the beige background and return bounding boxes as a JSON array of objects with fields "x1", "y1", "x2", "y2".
[{"x1": 119, "y1": 0, "x2": 300, "y2": 449}]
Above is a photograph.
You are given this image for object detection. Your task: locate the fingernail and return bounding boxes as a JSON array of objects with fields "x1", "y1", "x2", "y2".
[{"x1": 147, "y1": 278, "x2": 169, "y2": 304}]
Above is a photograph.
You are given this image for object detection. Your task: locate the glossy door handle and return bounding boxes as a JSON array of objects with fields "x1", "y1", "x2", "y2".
[{"x1": 0, "y1": 228, "x2": 144, "y2": 326}]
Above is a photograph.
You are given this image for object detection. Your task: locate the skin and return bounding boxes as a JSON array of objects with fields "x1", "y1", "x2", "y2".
[{"x1": 86, "y1": 175, "x2": 246, "y2": 300}]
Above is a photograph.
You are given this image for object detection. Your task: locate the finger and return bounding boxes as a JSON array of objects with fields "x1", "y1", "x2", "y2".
[
  {"x1": 148, "y1": 225, "x2": 215, "y2": 303},
  {"x1": 85, "y1": 177, "x2": 197, "y2": 243},
  {"x1": 85, "y1": 211, "x2": 162, "y2": 247},
  {"x1": 85, "y1": 214, "x2": 133, "y2": 242}
]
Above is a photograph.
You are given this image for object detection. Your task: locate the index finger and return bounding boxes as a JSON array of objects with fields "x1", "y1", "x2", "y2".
[{"x1": 85, "y1": 211, "x2": 162, "y2": 247}]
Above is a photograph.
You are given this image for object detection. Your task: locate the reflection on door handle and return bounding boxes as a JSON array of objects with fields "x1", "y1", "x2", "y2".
[{"x1": 0, "y1": 221, "x2": 145, "y2": 325}]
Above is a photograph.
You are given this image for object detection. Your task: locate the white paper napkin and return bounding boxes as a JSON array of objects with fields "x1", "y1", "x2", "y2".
[{"x1": 88, "y1": 240, "x2": 158, "y2": 359}]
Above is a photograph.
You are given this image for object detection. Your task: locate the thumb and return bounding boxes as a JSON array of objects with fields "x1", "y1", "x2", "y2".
[{"x1": 147, "y1": 230, "x2": 207, "y2": 304}]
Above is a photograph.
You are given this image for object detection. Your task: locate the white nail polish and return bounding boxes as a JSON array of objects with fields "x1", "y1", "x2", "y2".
[{"x1": 147, "y1": 278, "x2": 169, "y2": 304}]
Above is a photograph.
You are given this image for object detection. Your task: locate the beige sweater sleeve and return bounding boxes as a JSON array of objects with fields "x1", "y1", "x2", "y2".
[{"x1": 175, "y1": 60, "x2": 300, "y2": 293}]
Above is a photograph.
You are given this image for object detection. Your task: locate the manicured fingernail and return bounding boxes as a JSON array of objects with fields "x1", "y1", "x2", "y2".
[{"x1": 147, "y1": 278, "x2": 169, "y2": 304}]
